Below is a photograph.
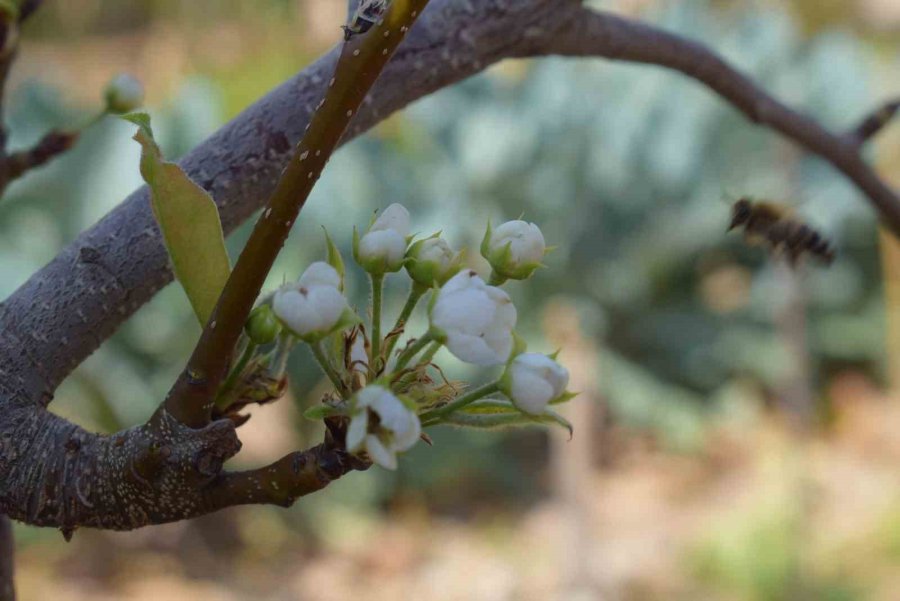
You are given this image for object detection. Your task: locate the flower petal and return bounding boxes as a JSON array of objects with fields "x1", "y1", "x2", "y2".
[
  {"x1": 365, "y1": 434, "x2": 398, "y2": 470},
  {"x1": 346, "y1": 411, "x2": 369, "y2": 452}
]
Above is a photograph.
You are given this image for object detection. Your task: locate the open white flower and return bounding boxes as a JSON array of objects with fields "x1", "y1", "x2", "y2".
[
  {"x1": 481, "y1": 220, "x2": 546, "y2": 280},
  {"x1": 354, "y1": 203, "x2": 411, "y2": 274},
  {"x1": 346, "y1": 385, "x2": 421, "y2": 470},
  {"x1": 430, "y1": 270, "x2": 517, "y2": 365},
  {"x1": 104, "y1": 73, "x2": 145, "y2": 114},
  {"x1": 272, "y1": 262, "x2": 356, "y2": 342},
  {"x1": 503, "y1": 353, "x2": 570, "y2": 414},
  {"x1": 405, "y1": 235, "x2": 463, "y2": 287}
]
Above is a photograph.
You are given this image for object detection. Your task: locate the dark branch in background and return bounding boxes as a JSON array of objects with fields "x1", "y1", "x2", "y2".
[
  {"x1": 0, "y1": 0, "x2": 75, "y2": 199},
  {"x1": 846, "y1": 98, "x2": 900, "y2": 146},
  {"x1": 0, "y1": 0, "x2": 896, "y2": 536},
  {"x1": 0, "y1": 515, "x2": 13, "y2": 601},
  {"x1": 545, "y1": 8, "x2": 900, "y2": 234}
]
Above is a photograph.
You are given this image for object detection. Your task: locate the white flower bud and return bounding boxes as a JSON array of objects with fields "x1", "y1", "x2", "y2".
[
  {"x1": 104, "y1": 73, "x2": 145, "y2": 114},
  {"x1": 481, "y1": 220, "x2": 546, "y2": 281},
  {"x1": 354, "y1": 203, "x2": 411, "y2": 274},
  {"x1": 272, "y1": 262, "x2": 356, "y2": 342},
  {"x1": 346, "y1": 385, "x2": 421, "y2": 470},
  {"x1": 298, "y1": 261, "x2": 341, "y2": 289},
  {"x1": 503, "y1": 353, "x2": 570, "y2": 414},
  {"x1": 405, "y1": 235, "x2": 463, "y2": 287},
  {"x1": 430, "y1": 270, "x2": 517, "y2": 366}
]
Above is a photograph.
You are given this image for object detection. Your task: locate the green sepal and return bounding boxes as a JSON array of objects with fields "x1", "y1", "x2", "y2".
[
  {"x1": 323, "y1": 226, "x2": 346, "y2": 290},
  {"x1": 550, "y1": 390, "x2": 580, "y2": 405},
  {"x1": 480, "y1": 220, "x2": 493, "y2": 259},
  {"x1": 303, "y1": 404, "x2": 348, "y2": 421}
]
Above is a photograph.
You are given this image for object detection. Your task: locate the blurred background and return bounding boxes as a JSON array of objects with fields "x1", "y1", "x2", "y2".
[{"x1": 2, "y1": 0, "x2": 900, "y2": 599}]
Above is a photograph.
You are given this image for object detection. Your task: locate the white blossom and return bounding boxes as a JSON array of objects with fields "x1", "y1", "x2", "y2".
[
  {"x1": 430, "y1": 270, "x2": 517, "y2": 365},
  {"x1": 104, "y1": 73, "x2": 145, "y2": 114},
  {"x1": 405, "y1": 235, "x2": 463, "y2": 287},
  {"x1": 272, "y1": 262, "x2": 355, "y2": 341},
  {"x1": 355, "y1": 203, "x2": 411, "y2": 273},
  {"x1": 482, "y1": 220, "x2": 546, "y2": 280},
  {"x1": 505, "y1": 353, "x2": 570, "y2": 414},
  {"x1": 346, "y1": 385, "x2": 421, "y2": 470}
]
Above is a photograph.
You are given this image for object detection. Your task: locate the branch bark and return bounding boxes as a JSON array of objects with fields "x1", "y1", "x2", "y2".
[{"x1": 0, "y1": 0, "x2": 897, "y2": 532}]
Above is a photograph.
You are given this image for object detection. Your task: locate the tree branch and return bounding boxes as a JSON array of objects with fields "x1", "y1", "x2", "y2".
[
  {"x1": 166, "y1": 0, "x2": 431, "y2": 428},
  {"x1": 542, "y1": 7, "x2": 900, "y2": 234},
  {"x1": 845, "y1": 98, "x2": 900, "y2": 146},
  {"x1": 0, "y1": 0, "x2": 898, "y2": 533}
]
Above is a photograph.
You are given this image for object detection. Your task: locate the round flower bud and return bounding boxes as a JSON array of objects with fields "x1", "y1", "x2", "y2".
[
  {"x1": 272, "y1": 262, "x2": 357, "y2": 342},
  {"x1": 481, "y1": 220, "x2": 546, "y2": 281},
  {"x1": 354, "y1": 203, "x2": 411, "y2": 274},
  {"x1": 502, "y1": 353, "x2": 570, "y2": 414},
  {"x1": 346, "y1": 385, "x2": 421, "y2": 470},
  {"x1": 429, "y1": 270, "x2": 517, "y2": 366},
  {"x1": 245, "y1": 304, "x2": 281, "y2": 345},
  {"x1": 104, "y1": 73, "x2": 145, "y2": 114},
  {"x1": 405, "y1": 235, "x2": 463, "y2": 287}
]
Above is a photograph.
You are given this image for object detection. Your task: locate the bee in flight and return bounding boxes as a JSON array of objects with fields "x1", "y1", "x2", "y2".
[
  {"x1": 728, "y1": 197, "x2": 835, "y2": 266},
  {"x1": 343, "y1": 0, "x2": 390, "y2": 41}
]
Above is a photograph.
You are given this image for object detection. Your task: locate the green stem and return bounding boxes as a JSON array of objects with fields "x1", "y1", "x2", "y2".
[
  {"x1": 216, "y1": 342, "x2": 257, "y2": 409},
  {"x1": 394, "y1": 332, "x2": 434, "y2": 372},
  {"x1": 312, "y1": 341, "x2": 344, "y2": 392},
  {"x1": 272, "y1": 333, "x2": 295, "y2": 377},
  {"x1": 370, "y1": 273, "x2": 384, "y2": 370},
  {"x1": 418, "y1": 341, "x2": 441, "y2": 365},
  {"x1": 420, "y1": 381, "x2": 501, "y2": 423},
  {"x1": 383, "y1": 283, "x2": 426, "y2": 360}
]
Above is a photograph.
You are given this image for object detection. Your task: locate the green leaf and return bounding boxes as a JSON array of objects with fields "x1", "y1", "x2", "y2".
[
  {"x1": 441, "y1": 407, "x2": 574, "y2": 438},
  {"x1": 128, "y1": 113, "x2": 231, "y2": 324},
  {"x1": 457, "y1": 399, "x2": 520, "y2": 414},
  {"x1": 302, "y1": 404, "x2": 347, "y2": 421}
]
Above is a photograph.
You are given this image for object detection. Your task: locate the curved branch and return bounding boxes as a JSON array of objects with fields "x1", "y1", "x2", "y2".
[
  {"x1": 5, "y1": 1, "x2": 895, "y2": 405},
  {"x1": 0, "y1": 0, "x2": 566, "y2": 405},
  {"x1": 0, "y1": 0, "x2": 898, "y2": 532},
  {"x1": 541, "y1": 8, "x2": 900, "y2": 232}
]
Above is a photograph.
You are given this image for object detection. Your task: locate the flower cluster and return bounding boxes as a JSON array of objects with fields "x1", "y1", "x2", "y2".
[{"x1": 222, "y1": 204, "x2": 573, "y2": 470}]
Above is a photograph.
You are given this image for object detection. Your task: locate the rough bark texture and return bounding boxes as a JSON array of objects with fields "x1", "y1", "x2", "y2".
[{"x1": 0, "y1": 0, "x2": 895, "y2": 533}]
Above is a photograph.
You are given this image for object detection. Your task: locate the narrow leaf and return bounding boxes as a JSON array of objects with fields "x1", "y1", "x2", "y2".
[
  {"x1": 303, "y1": 404, "x2": 347, "y2": 421},
  {"x1": 128, "y1": 113, "x2": 231, "y2": 324}
]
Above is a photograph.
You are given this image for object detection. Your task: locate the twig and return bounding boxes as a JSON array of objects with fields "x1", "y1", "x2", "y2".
[
  {"x1": 845, "y1": 98, "x2": 900, "y2": 146},
  {"x1": 164, "y1": 0, "x2": 432, "y2": 427}
]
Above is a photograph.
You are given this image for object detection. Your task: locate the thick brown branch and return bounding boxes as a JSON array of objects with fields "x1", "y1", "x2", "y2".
[
  {"x1": 0, "y1": 0, "x2": 898, "y2": 535},
  {"x1": 0, "y1": 401, "x2": 362, "y2": 530},
  {"x1": 0, "y1": 0, "x2": 560, "y2": 405}
]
